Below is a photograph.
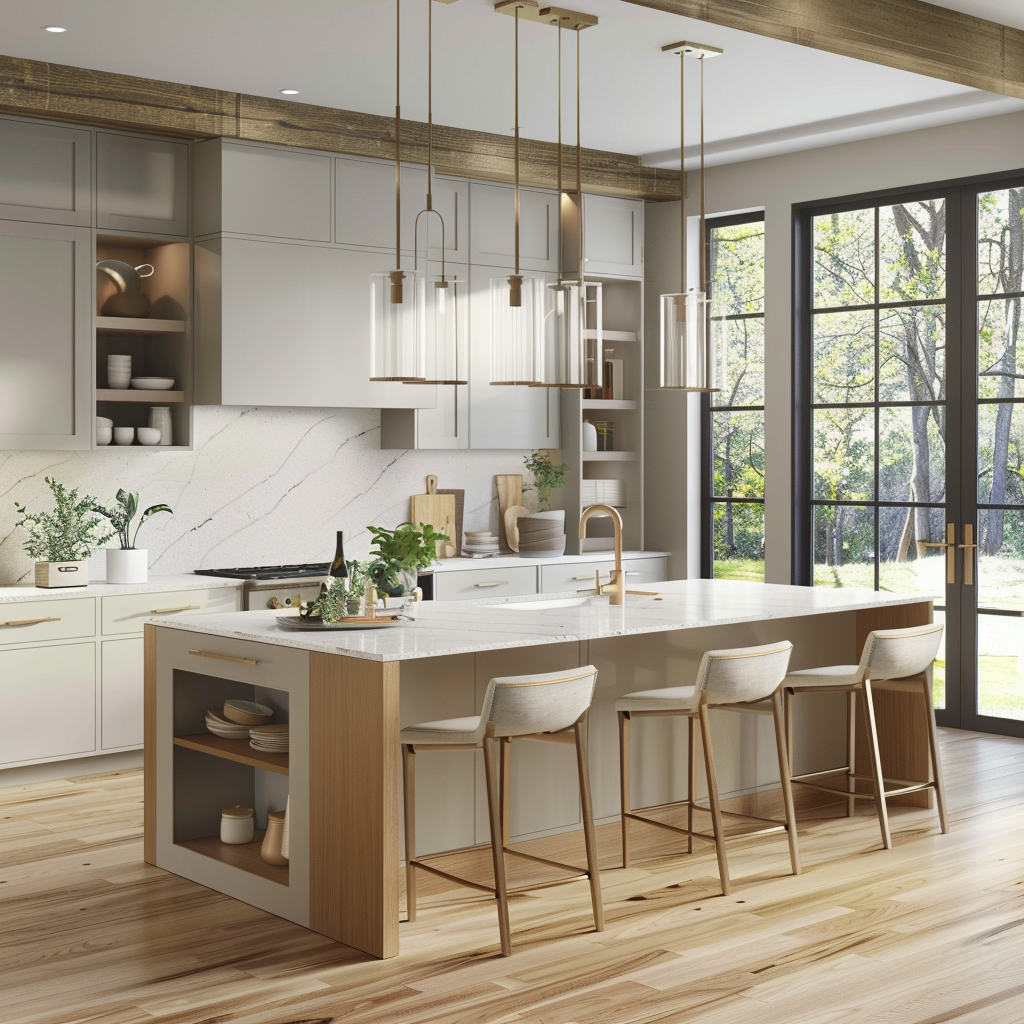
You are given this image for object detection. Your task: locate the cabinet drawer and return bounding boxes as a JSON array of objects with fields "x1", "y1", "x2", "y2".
[
  {"x1": 621, "y1": 556, "x2": 669, "y2": 585},
  {"x1": 102, "y1": 588, "x2": 240, "y2": 636},
  {"x1": 539, "y1": 560, "x2": 616, "y2": 594},
  {"x1": 0, "y1": 598, "x2": 95, "y2": 645},
  {"x1": 433, "y1": 566, "x2": 537, "y2": 601}
]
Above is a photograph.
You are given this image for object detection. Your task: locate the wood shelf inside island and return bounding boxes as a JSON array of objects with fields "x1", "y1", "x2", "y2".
[
  {"x1": 176, "y1": 833, "x2": 289, "y2": 885},
  {"x1": 96, "y1": 316, "x2": 186, "y2": 335},
  {"x1": 174, "y1": 734, "x2": 289, "y2": 775},
  {"x1": 96, "y1": 389, "x2": 185, "y2": 404}
]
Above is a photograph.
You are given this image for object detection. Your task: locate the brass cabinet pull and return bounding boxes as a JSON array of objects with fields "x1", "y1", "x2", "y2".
[
  {"x1": 958, "y1": 523, "x2": 978, "y2": 587},
  {"x1": 1, "y1": 616, "x2": 61, "y2": 628},
  {"x1": 625, "y1": 571, "x2": 641, "y2": 577},
  {"x1": 920, "y1": 523, "x2": 956, "y2": 585},
  {"x1": 150, "y1": 604, "x2": 202, "y2": 614},
  {"x1": 571, "y1": 575, "x2": 594, "y2": 581},
  {"x1": 188, "y1": 649, "x2": 258, "y2": 666},
  {"x1": 473, "y1": 581, "x2": 509, "y2": 589}
]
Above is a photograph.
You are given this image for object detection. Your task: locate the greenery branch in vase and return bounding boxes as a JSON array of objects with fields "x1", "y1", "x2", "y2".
[
  {"x1": 302, "y1": 560, "x2": 371, "y2": 623},
  {"x1": 367, "y1": 522, "x2": 449, "y2": 597},
  {"x1": 524, "y1": 450, "x2": 567, "y2": 511},
  {"x1": 92, "y1": 489, "x2": 173, "y2": 585},
  {"x1": 14, "y1": 476, "x2": 114, "y2": 588}
]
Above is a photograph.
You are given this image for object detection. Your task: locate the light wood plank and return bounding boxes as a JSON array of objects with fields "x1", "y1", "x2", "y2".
[
  {"x1": 176, "y1": 833, "x2": 289, "y2": 886},
  {"x1": 172, "y1": 734, "x2": 289, "y2": 775}
]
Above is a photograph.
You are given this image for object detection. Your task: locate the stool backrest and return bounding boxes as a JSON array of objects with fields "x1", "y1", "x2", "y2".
[
  {"x1": 859, "y1": 622, "x2": 943, "y2": 681},
  {"x1": 699, "y1": 641, "x2": 793, "y2": 705},
  {"x1": 480, "y1": 666, "x2": 598, "y2": 737}
]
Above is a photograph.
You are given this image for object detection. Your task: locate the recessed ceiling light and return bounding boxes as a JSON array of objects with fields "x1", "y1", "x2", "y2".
[
  {"x1": 280, "y1": 89, "x2": 299, "y2": 95},
  {"x1": 43, "y1": 25, "x2": 67, "y2": 33}
]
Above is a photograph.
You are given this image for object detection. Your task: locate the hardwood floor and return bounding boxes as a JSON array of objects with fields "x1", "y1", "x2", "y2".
[{"x1": 1, "y1": 728, "x2": 1023, "y2": 1024}]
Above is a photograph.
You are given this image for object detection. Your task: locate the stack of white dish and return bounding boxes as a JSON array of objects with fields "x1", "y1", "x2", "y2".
[
  {"x1": 131, "y1": 377, "x2": 175, "y2": 390},
  {"x1": 250, "y1": 724, "x2": 289, "y2": 753},
  {"x1": 205, "y1": 709, "x2": 252, "y2": 739},
  {"x1": 517, "y1": 510, "x2": 566, "y2": 557},
  {"x1": 96, "y1": 416, "x2": 113, "y2": 446},
  {"x1": 581, "y1": 479, "x2": 626, "y2": 506},
  {"x1": 107, "y1": 354, "x2": 131, "y2": 389},
  {"x1": 463, "y1": 531, "x2": 500, "y2": 556}
]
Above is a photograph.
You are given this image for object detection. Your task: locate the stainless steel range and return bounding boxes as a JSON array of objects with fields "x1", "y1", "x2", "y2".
[{"x1": 194, "y1": 564, "x2": 328, "y2": 611}]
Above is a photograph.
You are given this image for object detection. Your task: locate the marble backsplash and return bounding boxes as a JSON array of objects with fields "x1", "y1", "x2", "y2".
[{"x1": 0, "y1": 407, "x2": 536, "y2": 585}]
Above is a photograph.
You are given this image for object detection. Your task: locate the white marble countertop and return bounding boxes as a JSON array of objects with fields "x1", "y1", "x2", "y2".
[
  {"x1": 426, "y1": 550, "x2": 667, "y2": 572},
  {"x1": 0, "y1": 574, "x2": 243, "y2": 603},
  {"x1": 150, "y1": 579, "x2": 929, "y2": 663}
]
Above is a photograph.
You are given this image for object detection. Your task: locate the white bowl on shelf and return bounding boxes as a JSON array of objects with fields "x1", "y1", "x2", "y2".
[
  {"x1": 113, "y1": 426, "x2": 134, "y2": 445},
  {"x1": 131, "y1": 377, "x2": 175, "y2": 390},
  {"x1": 137, "y1": 426, "x2": 161, "y2": 446},
  {"x1": 96, "y1": 416, "x2": 113, "y2": 428},
  {"x1": 96, "y1": 426, "x2": 112, "y2": 446}
]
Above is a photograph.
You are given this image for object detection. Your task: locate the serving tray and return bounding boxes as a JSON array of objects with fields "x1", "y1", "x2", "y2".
[{"x1": 276, "y1": 615, "x2": 401, "y2": 631}]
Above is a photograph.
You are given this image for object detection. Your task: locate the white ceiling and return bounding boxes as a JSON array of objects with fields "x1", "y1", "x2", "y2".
[{"x1": 3, "y1": 0, "x2": 1022, "y2": 168}]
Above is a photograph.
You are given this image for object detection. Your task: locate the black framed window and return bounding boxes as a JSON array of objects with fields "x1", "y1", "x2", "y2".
[{"x1": 702, "y1": 213, "x2": 766, "y2": 580}]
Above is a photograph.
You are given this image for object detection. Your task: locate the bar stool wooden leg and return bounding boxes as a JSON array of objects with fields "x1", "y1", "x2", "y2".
[
  {"x1": 698, "y1": 702, "x2": 731, "y2": 895},
  {"x1": 687, "y1": 714, "x2": 696, "y2": 855},
  {"x1": 772, "y1": 690, "x2": 801, "y2": 876},
  {"x1": 861, "y1": 680, "x2": 892, "y2": 850},
  {"x1": 574, "y1": 714, "x2": 604, "y2": 932},
  {"x1": 846, "y1": 690, "x2": 857, "y2": 818},
  {"x1": 500, "y1": 736, "x2": 512, "y2": 848},
  {"x1": 618, "y1": 710, "x2": 631, "y2": 868},
  {"x1": 920, "y1": 672, "x2": 950, "y2": 833},
  {"x1": 483, "y1": 732, "x2": 512, "y2": 956},
  {"x1": 402, "y1": 743, "x2": 417, "y2": 923}
]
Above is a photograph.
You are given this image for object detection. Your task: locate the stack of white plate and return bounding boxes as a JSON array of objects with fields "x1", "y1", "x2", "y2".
[
  {"x1": 250, "y1": 724, "x2": 289, "y2": 753},
  {"x1": 205, "y1": 709, "x2": 251, "y2": 739},
  {"x1": 463, "y1": 531, "x2": 500, "y2": 556},
  {"x1": 107, "y1": 354, "x2": 131, "y2": 389}
]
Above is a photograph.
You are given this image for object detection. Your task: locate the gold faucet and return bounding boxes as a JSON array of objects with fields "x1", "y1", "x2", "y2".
[{"x1": 579, "y1": 504, "x2": 625, "y2": 605}]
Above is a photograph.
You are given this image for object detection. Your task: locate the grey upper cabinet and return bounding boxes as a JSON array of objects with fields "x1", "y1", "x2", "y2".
[
  {"x1": 195, "y1": 236, "x2": 435, "y2": 410},
  {"x1": 0, "y1": 221, "x2": 92, "y2": 450},
  {"x1": 0, "y1": 118, "x2": 91, "y2": 226},
  {"x1": 335, "y1": 155, "x2": 468, "y2": 262},
  {"x1": 97, "y1": 132, "x2": 188, "y2": 236},
  {"x1": 583, "y1": 194, "x2": 643, "y2": 278},
  {"x1": 469, "y1": 183, "x2": 558, "y2": 273},
  {"x1": 194, "y1": 139, "x2": 332, "y2": 242}
]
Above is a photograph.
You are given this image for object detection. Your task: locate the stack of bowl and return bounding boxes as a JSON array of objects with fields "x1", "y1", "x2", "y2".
[
  {"x1": 516, "y1": 510, "x2": 566, "y2": 557},
  {"x1": 107, "y1": 354, "x2": 131, "y2": 389},
  {"x1": 96, "y1": 416, "x2": 113, "y2": 446},
  {"x1": 463, "y1": 531, "x2": 500, "y2": 556}
]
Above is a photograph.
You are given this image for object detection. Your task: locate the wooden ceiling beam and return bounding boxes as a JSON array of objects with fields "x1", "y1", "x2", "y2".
[
  {"x1": 621, "y1": 0, "x2": 1024, "y2": 100},
  {"x1": 0, "y1": 53, "x2": 680, "y2": 200}
]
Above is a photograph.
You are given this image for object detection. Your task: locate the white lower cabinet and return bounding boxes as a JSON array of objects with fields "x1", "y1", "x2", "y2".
[
  {"x1": 101, "y1": 637, "x2": 145, "y2": 750},
  {"x1": 0, "y1": 643, "x2": 96, "y2": 765},
  {"x1": 432, "y1": 565, "x2": 537, "y2": 601}
]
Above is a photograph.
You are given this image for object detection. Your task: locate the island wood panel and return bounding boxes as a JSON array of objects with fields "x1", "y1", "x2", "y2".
[
  {"x1": 308, "y1": 652, "x2": 400, "y2": 959},
  {"x1": 143, "y1": 623, "x2": 157, "y2": 865},
  {"x1": 855, "y1": 602, "x2": 934, "y2": 809}
]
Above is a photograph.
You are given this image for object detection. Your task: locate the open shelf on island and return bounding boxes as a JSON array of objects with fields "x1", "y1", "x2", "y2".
[
  {"x1": 176, "y1": 833, "x2": 289, "y2": 885},
  {"x1": 582, "y1": 399, "x2": 637, "y2": 411},
  {"x1": 97, "y1": 316, "x2": 186, "y2": 335},
  {"x1": 174, "y1": 734, "x2": 289, "y2": 775},
  {"x1": 96, "y1": 389, "x2": 186, "y2": 404},
  {"x1": 582, "y1": 451, "x2": 636, "y2": 462}
]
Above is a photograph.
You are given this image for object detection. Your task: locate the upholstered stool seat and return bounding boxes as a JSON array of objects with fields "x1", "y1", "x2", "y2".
[
  {"x1": 401, "y1": 665, "x2": 604, "y2": 956},
  {"x1": 616, "y1": 640, "x2": 799, "y2": 896}
]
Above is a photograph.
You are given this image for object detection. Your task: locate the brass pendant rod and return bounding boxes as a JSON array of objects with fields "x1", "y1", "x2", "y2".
[
  {"x1": 427, "y1": 0, "x2": 433, "y2": 214},
  {"x1": 557, "y1": 21, "x2": 562, "y2": 280},
  {"x1": 680, "y1": 51, "x2": 686, "y2": 296},
  {"x1": 514, "y1": 4, "x2": 521, "y2": 279},
  {"x1": 395, "y1": 0, "x2": 402, "y2": 274},
  {"x1": 699, "y1": 54, "x2": 707, "y2": 294},
  {"x1": 576, "y1": 24, "x2": 583, "y2": 289}
]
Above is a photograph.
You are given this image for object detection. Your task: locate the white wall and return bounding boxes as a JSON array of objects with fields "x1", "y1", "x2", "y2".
[
  {"x1": 646, "y1": 109, "x2": 1024, "y2": 583},
  {"x1": 0, "y1": 407, "x2": 532, "y2": 584}
]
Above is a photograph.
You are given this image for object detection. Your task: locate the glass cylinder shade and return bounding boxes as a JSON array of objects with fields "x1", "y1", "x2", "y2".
[
  {"x1": 660, "y1": 289, "x2": 715, "y2": 391},
  {"x1": 490, "y1": 274, "x2": 545, "y2": 385},
  {"x1": 419, "y1": 273, "x2": 468, "y2": 385},
  {"x1": 538, "y1": 280, "x2": 603, "y2": 389},
  {"x1": 370, "y1": 269, "x2": 426, "y2": 381}
]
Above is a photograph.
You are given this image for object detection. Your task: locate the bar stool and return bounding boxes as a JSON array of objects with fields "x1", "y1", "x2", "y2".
[
  {"x1": 401, "y1": 665, "x2": 603, "y2": 956},
  {"x1": 616, "y1": 640, "x2": 799, "y2": 896},
  {"x1": 783, "y1": 621, "x2": 948, "y2": 850}
]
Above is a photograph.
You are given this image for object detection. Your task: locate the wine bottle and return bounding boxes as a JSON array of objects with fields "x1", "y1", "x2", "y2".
[{"x1": 329, "y1": 530, "x2": 349, "y2": 579}]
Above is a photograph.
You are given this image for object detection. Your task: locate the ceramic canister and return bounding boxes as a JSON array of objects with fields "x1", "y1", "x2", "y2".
[
  {"x1": 260, "y1": 810, "x2": 288, "y2": 865},
  {"x1": 220, "y1": 805, "x2": 254, "y2": 844}
]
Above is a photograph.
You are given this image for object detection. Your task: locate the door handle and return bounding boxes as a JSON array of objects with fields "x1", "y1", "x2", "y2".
[
  {"x1": 473, "y1": 581, "x2": 508, "y2": 589},
  {"x1": 919, "y1": 523, "x2": 955, "y2": 585},
  {"x1": 958, "y1": 523, "x2": 978, "y2": 586}
]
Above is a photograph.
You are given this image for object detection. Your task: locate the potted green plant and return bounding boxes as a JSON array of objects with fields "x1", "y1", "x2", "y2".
[
  {"x1": 14, "y1": 477, "x2": 114, "y2": 588},
  {"x1": 367, "y1": 522, "x2": 449, "y2": 597},
  {"x1": 524, "y1": 449, "x2": 567, "y2": 511},
  {"x1": 92, "y1": 489, "x2": 173, "y2": 584},
  {"x1": 519, "y1": 451, "x2": 569, "y2": 557}
]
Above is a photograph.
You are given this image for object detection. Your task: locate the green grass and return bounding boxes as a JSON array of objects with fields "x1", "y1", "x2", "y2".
[{"x1": 712, "y1": 558, "x2": 765, "y2": 582}]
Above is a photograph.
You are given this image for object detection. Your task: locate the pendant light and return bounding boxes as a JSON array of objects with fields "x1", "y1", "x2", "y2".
[
  {"x1": 490, "y1": 0, "x2": 545, "y2": 386},
  {"x1": 537, "y1": 9, "x2": 602, "y2": 390},
  {"x1": 370, "y1": 0, "x2": 426, "y2": 382},
  {"x1": 659, "y1": 41, "x2": 722, "y2": 392},
  {"x1": 408, "y1": 0, "x2": 468, "y2": 387}
]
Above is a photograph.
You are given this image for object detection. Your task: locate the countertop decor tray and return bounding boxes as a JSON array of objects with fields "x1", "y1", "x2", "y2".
[{"x1": 276, "y1": 615, "x2": 401, "y2": 631}]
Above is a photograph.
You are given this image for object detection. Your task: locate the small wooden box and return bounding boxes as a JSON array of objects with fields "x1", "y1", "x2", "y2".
[{"x1": 34, "y1": 560, "x2": 89, "y2": 588}]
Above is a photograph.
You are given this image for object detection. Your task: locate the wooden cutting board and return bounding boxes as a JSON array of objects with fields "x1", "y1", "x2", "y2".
[
  {"x1": 495, "y1": 474, "x2": 523, "y2": 552},
  {"x1": 437, "y1": 488, "x2": 464, "y2": 556},
  {"x1": 410, "y1": 475, "x2": 457, "y2": 558}
]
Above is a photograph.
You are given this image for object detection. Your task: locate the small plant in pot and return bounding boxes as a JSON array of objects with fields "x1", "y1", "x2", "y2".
[
  {"x1": 367, "y1": 522, "x2": 449, "y2": 597},
  {"x1": 93, "y1": 489, "x2": 173, "y2": 584},
  {"x1": 519, "y1": 450, "x2": 569, "y2": 557},
  {"x1": 14, "y1": 477, "x2": 114, "y2": 588},
  {"x1": 524, "y1": 449, "x2": 567, "y2": 511}
]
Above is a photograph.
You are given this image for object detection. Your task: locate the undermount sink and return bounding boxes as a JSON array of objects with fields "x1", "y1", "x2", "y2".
[{"x1": 493, "y1": 595, "x2": 609, "y2": 611}]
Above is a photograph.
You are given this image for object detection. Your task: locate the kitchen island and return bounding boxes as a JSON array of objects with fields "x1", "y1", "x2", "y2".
[{"x1": 144, "y1": 580, "x2": 932, "y2": 959}]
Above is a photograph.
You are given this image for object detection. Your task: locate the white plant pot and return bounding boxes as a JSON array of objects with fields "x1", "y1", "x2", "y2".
[
  {"x1": 34, "y1": 560, "x2": 88, "y2": 588},
  {"x1": 106, "y1": 548, "x2": 149, "y2": 584}
]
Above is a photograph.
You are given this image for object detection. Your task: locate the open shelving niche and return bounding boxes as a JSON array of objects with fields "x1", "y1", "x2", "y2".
[
  {"x1": 171, "y1": 669, "x2": 291, "y2": 887},
  {"x1": 561, "y1": 277, "x2": 644, "y2": 554},
  {"x1": 94, "y1": 232, "x2": 193, "y2": 449}
]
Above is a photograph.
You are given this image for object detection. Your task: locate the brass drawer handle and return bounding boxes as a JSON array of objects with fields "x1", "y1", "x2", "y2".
[
  {"x1": 151, "y1": 604, "x2": 202, "y2": 614},
  {"x1": 1, "y1": 616, "x2": 61, "y2": 628},
  {"x1": 571, "y1": 575, "x2": 595, "y2": 581},
  {"x1": 188, "y1": 649, "x2": 258, "y2": 667},
  {"x1": 625, "y1": 571, "x2": 641, "y2": 577},
  {"x1": 473, "y1": 581, "x2": 509, "y2": 588}
]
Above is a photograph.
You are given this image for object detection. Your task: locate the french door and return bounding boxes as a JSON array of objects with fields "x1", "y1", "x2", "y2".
[{"x1": 796, "y1": 172, "x2": 1024, "y2": 738}]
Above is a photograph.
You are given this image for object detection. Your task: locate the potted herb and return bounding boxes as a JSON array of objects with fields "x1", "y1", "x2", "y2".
[
  {"x1": 92, "y1": 489, "x2": 173, "y2": 584},
  {"x1": 14, "y1": 477, "x2": 114, "y2": 588},
  {"x1": 524, "y1": 450, "x2": 567, "y2": 511},
  {"x1": 367, "y1": 522, "x2": 449, "y2": 597}
]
